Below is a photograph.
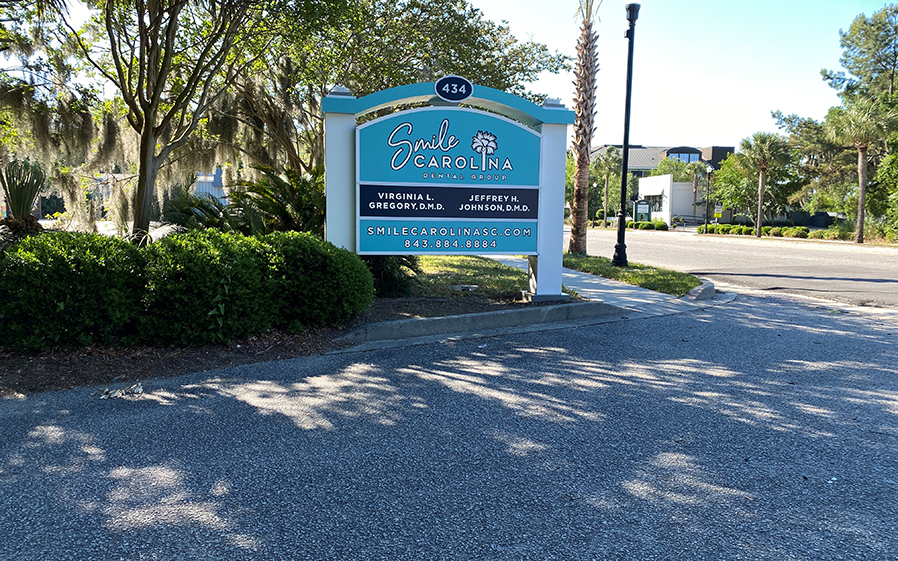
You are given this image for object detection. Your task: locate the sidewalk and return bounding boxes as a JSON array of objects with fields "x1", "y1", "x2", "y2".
[{"x1": 336, "y1": 256, "x2": 725, "y2": 351}]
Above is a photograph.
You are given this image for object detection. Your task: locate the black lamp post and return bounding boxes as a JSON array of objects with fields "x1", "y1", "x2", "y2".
[
  {"x1": 703, "y1": 165, "x2": 713, "y2": 233},
  {"x1": 612, "y1": 3, "x2": 640, "y2": 267}
]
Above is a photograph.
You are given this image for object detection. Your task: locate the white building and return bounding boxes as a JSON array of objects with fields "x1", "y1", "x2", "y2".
[{"x1": 637, "y1": 174, "x2": 733, "y2": 225}]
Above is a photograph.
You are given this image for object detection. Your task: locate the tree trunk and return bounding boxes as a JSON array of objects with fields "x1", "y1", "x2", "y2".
[
  {"x1": 603, "y1": 175, "x2": 610, "y2": 227},
  {"x1": 692, "y1": 175, "x2": 698, "y2": 218},
  {"x1": 132, "y1": 129, "x2": 160, "y2": 245},
  {"x1": 755, "y1": 167, "x2": 766, "y2": 237},
  {"x1": 568, "y1": 154, "x2": 590, "y2": 254},
  {"x1": 567, "y1": 14, "x2": 597, "y2": 256},
  {"x1": 856, "y1": 145, "x2": 868, "y2": 244}
]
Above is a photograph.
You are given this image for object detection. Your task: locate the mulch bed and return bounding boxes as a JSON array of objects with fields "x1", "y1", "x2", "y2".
[{"x1": 0, "y1": 295, "x2": 539, "y2": 398}]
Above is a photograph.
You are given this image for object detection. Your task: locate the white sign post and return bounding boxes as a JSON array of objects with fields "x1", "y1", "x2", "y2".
[{"x1": 322, "y1": 81, "x2": 573, "y2": 301}]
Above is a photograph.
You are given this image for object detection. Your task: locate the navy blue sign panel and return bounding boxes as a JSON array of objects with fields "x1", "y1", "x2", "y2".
[
  {"x1": 435, "y1": 75, "x2": 473, "y2": 103},
  {"x1": 360, "y1": 184, "x2": 538, "y2": 219}
]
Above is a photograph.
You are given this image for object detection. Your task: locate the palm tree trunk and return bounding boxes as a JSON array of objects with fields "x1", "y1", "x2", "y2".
[
  {"x1": 692, "y1": 175, "x2": 698, "y2": 217},
  {"x1": 603, "y1": 175, "x2": 610, "y2": 227},
  {"x1": 568, "y1": 155, "x2": 590, "y2": 254},
  {"x1": 856, "y1": 145, "x2": 868, "y2": 244},
  {"x1": 567, "y1": 11, "x2": 598, "y2": 255},
  {"x1": 755, "y1": 168, "x2": 766, "y2": 237}
]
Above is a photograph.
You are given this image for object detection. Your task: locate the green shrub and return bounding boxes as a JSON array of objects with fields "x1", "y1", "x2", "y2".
[
  {"x1": 654, "y1": 221, "x2": 669, "y2": 231},
  {"x1": 716, "y1": 224, "x2": 732, "y2": 235},
  {"x1": 808, "y1": 229, "x2": 826, "y2": 239},
  {"x1": 740, "y1": 226, "x2": 755, "y2": 235},
  {"x1": 626, "y1": 220, "x2": 636, "y2": 228},
  {"x1": 822, "y1": 227, "x2": 850, "y2": 240},
  {"x1": 0, "y1": 232, "x2": 145, "y2": 350},
  {"x1": 362, "y1": 255, "x2": 419, "y2": 298},
  {"x1": 770, "y1": 227, "x2": 783, "y2": 237},
  {"x1": 262, "y1": 231, "x2": 374, "y2": 329},
  {"x1": 762, "y1": 226, "x2": 772, "y2": 236},
  {"x1": 782, "y1": 226, "x2": 809, "y2": 239},
  {"x1": 705, "y1": 224, "x2": 717, "y2": 234},
  {"x1": 141, "y1": 230, "x2": 274, "y2": 344},
  {"x1": 637, "y1": 221, "x2": 655, "y2": 230}
]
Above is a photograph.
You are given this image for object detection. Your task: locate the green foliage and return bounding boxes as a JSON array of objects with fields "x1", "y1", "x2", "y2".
[
  {"x1": 0, "y1": 158, "x2": 45, "y2": 220},
  {"x1": 591, "y1": 146, "x2": 622, "y2": 222},
  {"x1": 713, "y1": 146, "x2": 799, "y2": 225},
  {"x1": 651, "y1": 157, "x2": 692, "y2": 182},
  {"x1": 888, "y1": 186, "x2": 898, "y2": 236},
  {"x1": 770, "y1": 227, "x2": 783, "y2": 237},
  {"x1": 362, "y1": 255, "x2": 421, "y2": 297},
  {"x1": 141, "y1": 230, "x2": 275, "y2": 345},
  {"x1": 636, "y1": 221, "x2": 655, "y2": 230},
  {"x1": 762, "y1": 226, "x2": 773, "y2": 236},
  {"x1": 262, "y1": 231, "x2": 373, "y2": 329},
  {"x1": 0, "y1": 232, "x2": 145, "y2": 350},
  {"x1": 716, "y1": 224, "x2": 732, "y2": 235},
  {"x1": 808, "y1": 229, "x2": 827, "y2": 239},
  {"x1": 0, "y1": 228, "x2": 375, "y2": 349},
  {"x1": 654, "y1": 221, "x2": 669, "y2": 231},
  {"x1": 231, "y1": 166, "x2": 325, "y2": 236},
  {"x1": 773, "y1": 110, "x2": 857, "y2": 214},
  {"x1": 823, "y1": 225, "x2": 851, "y2": 240},
  {"x1": 741, "y1": 226, "x2": 756, "y2": 236},
  {"x1": 782, "y1": 226, "x2": 810, "y2": 238},
  {"x1": 822, "y1": 4, "x2": 898, "y2": 102},
  {"x1": 162, "y1": 185, "x2": 243, "y2": 233}
]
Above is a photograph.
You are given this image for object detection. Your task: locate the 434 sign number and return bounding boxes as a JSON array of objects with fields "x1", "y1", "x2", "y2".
[{"x1": 435, "y1": 75, "x2": 473, "y2": 103}]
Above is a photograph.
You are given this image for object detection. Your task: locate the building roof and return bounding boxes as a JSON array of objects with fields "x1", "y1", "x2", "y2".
[
  {"x1": 591, "y1": 144, "x2": 734, "y2": 171},
  {"x1": 590, "y1": 145, "x2": 671, "y2": 170}
]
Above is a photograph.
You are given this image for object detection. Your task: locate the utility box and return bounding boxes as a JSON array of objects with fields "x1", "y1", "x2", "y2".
[{"x1": 634, "y1": 199, "x2": 651, "y2": 222}]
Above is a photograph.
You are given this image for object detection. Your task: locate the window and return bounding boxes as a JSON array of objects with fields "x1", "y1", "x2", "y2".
[{"x1": 669, "y1": 152, "x2": 699, "y2": 163}]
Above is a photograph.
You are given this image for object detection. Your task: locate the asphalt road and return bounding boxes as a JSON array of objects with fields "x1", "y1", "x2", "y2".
[
  {"x1": 581, "y1": 227, "x2": 898, "y2": 309},
  {"x1": 2, "y1": 291, "x2": 896, "y2": 560}
]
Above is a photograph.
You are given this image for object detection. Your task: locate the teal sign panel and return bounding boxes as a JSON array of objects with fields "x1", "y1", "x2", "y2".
[
  {"x1": 358, "y1": 107, "x2": 541, "y2": 186},
  {"x1": 359, "y1": 219, "x2": 537, "y2": 254}
]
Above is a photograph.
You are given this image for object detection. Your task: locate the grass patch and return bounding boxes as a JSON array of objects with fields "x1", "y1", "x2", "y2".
[
  {"x1": 416, "y1": 255, "x2": 581, "y2": 299},
  {"x1": 563, "y1": 253, "x2": 701, "y2": 296},
  {"x1": 416, "y1": 255, "x2": 527, "y2": 297}
]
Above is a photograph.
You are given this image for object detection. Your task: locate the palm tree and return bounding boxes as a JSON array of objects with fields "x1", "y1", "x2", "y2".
[
  {"x1": 825, "y1": 97, "x2": 898, "y2": 243},
  {"x1": 685, "y1": 160, "x2": 708, "y2": 216},
  {"x1": 593, "y1": 146, "x2": 621, "y2": 226},
  {"x1": 738, "y1": 132, "x2": 791, "y2": 237},
  {"x1": 568, "y1": 0, "x2": 601, "y2": 254}
]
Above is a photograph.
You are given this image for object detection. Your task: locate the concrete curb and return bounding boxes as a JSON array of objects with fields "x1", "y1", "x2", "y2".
[
  {"x1": 337, "y1": 300, "x2": 624, "y2": 345},
  {"x1": 684, "y1": 279, "x2": 716, "y2": 301}
]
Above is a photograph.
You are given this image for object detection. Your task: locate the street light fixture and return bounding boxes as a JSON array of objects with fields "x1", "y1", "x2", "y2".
[{"x1": 611, "y1": 3, "x2": 640, "y2": 267}]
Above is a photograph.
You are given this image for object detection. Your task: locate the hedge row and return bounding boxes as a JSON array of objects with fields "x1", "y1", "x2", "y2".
[
  {"x1": 0, "y1": 230, "x2": 374, "y2": 350},
  {"x1": 697, "y1": 224, "x2": 811, "y2": 238},
  {"x1": 625, "y1": 220, "x2": 669, "y2": 231}
]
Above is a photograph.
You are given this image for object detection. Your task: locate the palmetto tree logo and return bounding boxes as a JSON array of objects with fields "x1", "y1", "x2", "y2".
[{"x1": 471, "y1": 130, "x2": 498, "y2": 172}]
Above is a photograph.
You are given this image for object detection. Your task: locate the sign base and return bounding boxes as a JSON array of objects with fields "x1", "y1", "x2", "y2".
[{"x1": 522, "y1": 291, "x2": 571, "y2": 303}]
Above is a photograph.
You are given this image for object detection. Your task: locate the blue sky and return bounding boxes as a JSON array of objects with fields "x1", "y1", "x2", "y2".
[{"x1": 467, "y1": 0, "x2": 888, "y2": 149}]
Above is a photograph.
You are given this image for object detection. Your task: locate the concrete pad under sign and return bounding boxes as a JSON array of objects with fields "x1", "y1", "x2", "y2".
[
  {"x1": 337, "y1": 301, "x2": 621, "y2": 345},
  {"x1": 523, "y1": 291, "x2": 571, "y2": 303}
]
